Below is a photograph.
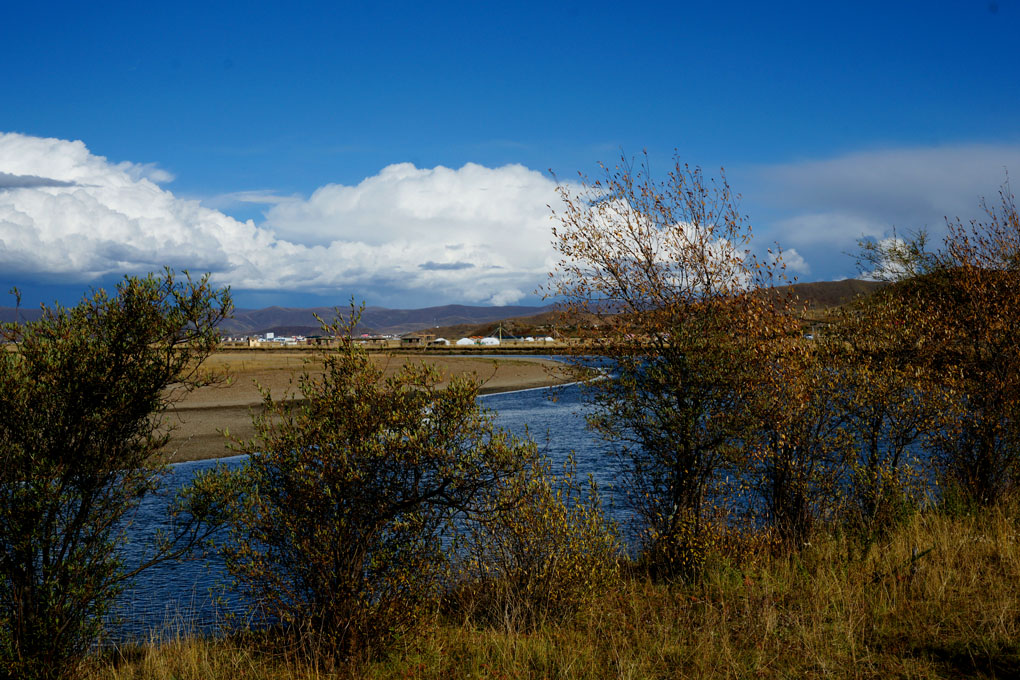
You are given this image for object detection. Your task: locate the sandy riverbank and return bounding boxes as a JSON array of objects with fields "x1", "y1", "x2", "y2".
[{"x1": 160, "y1": 353, "x2": 574, "y2": 463}]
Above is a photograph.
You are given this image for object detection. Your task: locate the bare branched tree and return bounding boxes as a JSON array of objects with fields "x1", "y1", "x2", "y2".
[{"x1": 550, "y1": 152, "x2": 800, "y2": 573}]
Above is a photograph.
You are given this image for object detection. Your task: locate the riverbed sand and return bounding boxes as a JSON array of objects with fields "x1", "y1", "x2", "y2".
[{"x1": 160, "y1": 352, "x2": 573, "y2": 463}]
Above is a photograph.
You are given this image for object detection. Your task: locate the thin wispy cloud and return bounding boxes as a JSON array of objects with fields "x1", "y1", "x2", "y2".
[
  {"x1": 420, "y1": 261, "x2": 475, "y2": 271},
  {"x1": 202, "y1": 190, "x2": 301, "y2": 210},
  {"x1": 759, "y1": 144, "x2": 1020, "y2": 238},
  {"x1": 750, "y1": 144, "x2": 1020, "y2": 276}
]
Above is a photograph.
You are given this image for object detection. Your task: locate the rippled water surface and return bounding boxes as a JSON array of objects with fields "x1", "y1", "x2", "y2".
[{"x1": 112, "y1": 377, "x2": 624, "y2": 641}]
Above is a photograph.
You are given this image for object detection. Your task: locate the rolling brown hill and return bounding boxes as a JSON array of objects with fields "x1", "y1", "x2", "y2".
[
  {"x1": 784, "y1": 279, "x2": 886, "y2": 312},
  {"x1": 427, "y1": 279, "x2": 885, "y2": 339}
]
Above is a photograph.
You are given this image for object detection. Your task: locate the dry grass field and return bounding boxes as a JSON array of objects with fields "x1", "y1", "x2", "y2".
[{"x1": 87, "y1": 506, "x2": 1020, "y2": 679}]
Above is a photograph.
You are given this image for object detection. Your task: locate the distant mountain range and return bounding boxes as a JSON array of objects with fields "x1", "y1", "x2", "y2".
[
  {"x1": 0, "y1": 307, "x2": 42, "y2": 324},
  {"x1": 0, "y1": 279, "x2": 886, "y2": 337},
  {"x1": 218, "y1": 304, "x2": 555, "y2": 337},
  {"x1": 0, "y1": 303, "x2": 557, "y2": 336},
  {"x1": 0, "y1": 302, "x2": 554, "y2": 336}
]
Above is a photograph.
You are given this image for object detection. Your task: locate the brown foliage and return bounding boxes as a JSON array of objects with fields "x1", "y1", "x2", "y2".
[
  {"x1": 854, "y1": 182, "x2": 1020, "y2": 506},
  {"x1": 451, "y1": 454, "x2": 620, "y2": 631},
  {"x1": 550, "y1": 152, "x2": 804, "y2": 571}
]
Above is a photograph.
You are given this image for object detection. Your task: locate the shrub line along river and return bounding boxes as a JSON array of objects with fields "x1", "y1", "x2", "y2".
[{"x1": 113, "y1": 372, "x2": 623, "y2": 642}]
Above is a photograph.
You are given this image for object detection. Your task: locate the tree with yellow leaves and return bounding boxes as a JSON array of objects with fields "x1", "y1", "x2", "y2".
[
  {"x1": 550, "y1": 153, "x2": 799, "y2": 573},
  {"x1": 856, "y1": 184, "x2": 1020, "y2": 506}
]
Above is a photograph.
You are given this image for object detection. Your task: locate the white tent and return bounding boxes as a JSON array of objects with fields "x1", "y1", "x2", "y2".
[
  {"x1": 479, "y1": 337, "x2": 500, "y2": 346},
  {"x1": 543, "y1": 336, "x2": 556, "y2": 342},
  {"x1": 432, "y1": 338, "x2": 450, "y2": 345},
  {"x1": 455, "y1": 337, "x2": 476, "y2": 346}
]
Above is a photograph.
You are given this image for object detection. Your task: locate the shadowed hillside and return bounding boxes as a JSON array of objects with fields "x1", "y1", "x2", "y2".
[
  {"x1": 1, "y1": 280, "x2": 880, "y2": 339},
  {"x1": 428, "y1": 279, "x2": 885, "y2": 339},
  {"x1": 785, "y1": 278, "x2": 886, "y2": 313}
]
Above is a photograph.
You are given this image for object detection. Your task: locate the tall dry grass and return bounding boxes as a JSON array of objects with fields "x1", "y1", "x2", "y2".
[{"x1": 87, "y1": 507, "x2": 1020, "y2": 679}]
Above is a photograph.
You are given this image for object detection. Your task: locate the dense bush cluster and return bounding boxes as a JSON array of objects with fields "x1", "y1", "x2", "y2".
[
  {"x1": 451, "y1": 453, "x2": 619, "y2": 631},
  {"x1": 551, "y1": 155, "x2": 1020, "y2": 571}
]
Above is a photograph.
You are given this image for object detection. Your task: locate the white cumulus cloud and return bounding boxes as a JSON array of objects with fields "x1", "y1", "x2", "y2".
[
  {"x1": 0, "y1": 132, "x2": 565, "y2": 305},
  {"x1": 260, "y1": 161, "x2": 565, "y2": 304},
  {"x1": 0, "y1": 133, "x2": 264, "y2": 280},
  {"x1": 771, "y1": 247, "x2": 809, "y2": 277}
]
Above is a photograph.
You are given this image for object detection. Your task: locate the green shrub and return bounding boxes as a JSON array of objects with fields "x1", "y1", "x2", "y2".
[
  {"x1": 186, "y1": 306, "x2": 535, "y2": 659},
  {"x1": 0, "y1": 271, "x2": 230, "y2": 680}
]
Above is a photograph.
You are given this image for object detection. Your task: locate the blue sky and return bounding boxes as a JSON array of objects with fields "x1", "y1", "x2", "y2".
[{"x1": 2, "y1": 0, "x2": 1018, "y2": 308}]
